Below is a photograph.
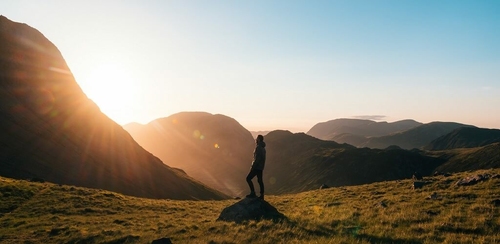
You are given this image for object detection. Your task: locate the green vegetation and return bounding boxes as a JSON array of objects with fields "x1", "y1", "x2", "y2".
[{"x1": 1, "y1": 169, "x2": 499, "y2": 243}]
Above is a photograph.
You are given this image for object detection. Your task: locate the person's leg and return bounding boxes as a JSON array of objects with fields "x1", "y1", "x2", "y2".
[
  {"x1": 256, "y1": 170, "x2": 264, "y2": 199},
  {"x1": 246, "y1": 169, "x2": 257, "y2": 197}
]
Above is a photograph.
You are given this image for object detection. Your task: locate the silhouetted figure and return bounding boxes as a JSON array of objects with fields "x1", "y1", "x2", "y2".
[{"x1": 246, "y1": 135, "x2": 266, "y2": 200}]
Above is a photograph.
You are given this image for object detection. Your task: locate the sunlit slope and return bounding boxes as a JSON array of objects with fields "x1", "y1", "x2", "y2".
[
  {"x1": 1, "y1": 168, "x2": 499, "y2": 243},
  {"x1": 264, "y1": 130, "x2": 444, "y2": 194},
  {"x1": 124, "y1": 112, "x2": 254, "y2": 196},
  {"x1": 0, "y1": 16, "x2": 226, "y2": 200}
]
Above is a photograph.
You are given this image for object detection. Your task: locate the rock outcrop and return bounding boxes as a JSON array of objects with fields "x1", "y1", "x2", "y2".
[
  {"x1": 455, "y1": 174, "x2": 499, "y2": 186},
  {"x1": 217, "y1": 198, "x2": 286, "y2": 223}
]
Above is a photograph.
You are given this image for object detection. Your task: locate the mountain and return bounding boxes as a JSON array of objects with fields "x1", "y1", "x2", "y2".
[
  {"x1": 307, "y1": 118, "x2": 421, "y2": 140},
  {"x1": 329, "y1": 133, "x2": 370, "y2": 146},
  {"x1": 427, "y1": 143, "x2": 500, "y2": 173},
  {"x1": 308, "y1": 119, "x2": 472, "y2": 150},
  {"x1": 123, "y1": 112, "x2": 255, "y2": 196},
  {"x1": 0, "y1": 16, "x2": 226, "y2": 200},
  {"x1": 362, "y1": 122, "x2": 475, "y2": 149},
  {"x1": 263, "y1": 130, "x2": 444, "y2": 194},
  {"x1": 423, "y1": 127, "x2": 500, "y2": 151}
]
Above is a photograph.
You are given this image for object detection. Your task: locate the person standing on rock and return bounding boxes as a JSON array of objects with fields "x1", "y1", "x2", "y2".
[{"x1": 246, "y1": 134, "x2": 266, "y2": 199}]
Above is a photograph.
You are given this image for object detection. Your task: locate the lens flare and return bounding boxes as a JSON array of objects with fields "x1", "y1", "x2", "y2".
[
  {"x1": 214, "y1": 143, "x2": 220, "y2": 149},
  {"x1": 192, "y1": 130, "x2": 205, "y2": 139}
]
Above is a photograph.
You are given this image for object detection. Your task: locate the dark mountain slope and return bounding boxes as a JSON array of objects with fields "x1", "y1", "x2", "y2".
[
  {"x1": 307, "y1": 119, "x2": 421, "y2": 140},
  {"x1": 329, "y1": 133, "x2": 369, "y2": 146},
  {"x1": 123, "y1": 112, "x2": 255, "y2": 196},
  {"x1": 264, "y1": 131, "x2": 444, "y2": 194},
  {"x1": 424, "y1": 127, "x2": 500, "y2": 151},
  {"x1": 0, "y1": 16, "x2": 226, "y2": 200},
  {"x1": 362, "y1": 122, "x2": 474, "y2": 149},
  {"x1": 427, "y1": 143, "x2": 500, "y2": 173}
]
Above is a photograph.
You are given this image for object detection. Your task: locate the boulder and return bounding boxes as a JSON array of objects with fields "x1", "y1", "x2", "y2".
[
  {"x1": 151, "y1": 237, "x2": 172, "y2": 244},
  {"x1": 455, "y1": 174, "x2": 494, "y2": 186},
  {"x1": 217, "y1": 197, "x2": 286, "y2": 223}
]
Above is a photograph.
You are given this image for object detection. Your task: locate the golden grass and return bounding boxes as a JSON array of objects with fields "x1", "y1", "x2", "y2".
[{"x1": 1, "y1": 168, "x2": 499, "y2": 243}]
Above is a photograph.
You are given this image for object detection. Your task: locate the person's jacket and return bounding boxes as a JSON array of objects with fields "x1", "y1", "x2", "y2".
[{"x1": 251, "y1": 141, "x2": 266, "y2": 170}]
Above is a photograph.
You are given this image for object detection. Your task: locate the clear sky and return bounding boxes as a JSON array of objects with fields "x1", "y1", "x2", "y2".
[{"x1": 2, "y1": 0, "x2": 500, "y2": 132}]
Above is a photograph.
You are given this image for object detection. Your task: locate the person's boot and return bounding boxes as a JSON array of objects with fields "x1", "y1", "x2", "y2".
[
  {"x1": 259, "y1": 194, "x2": 264, "y2": 200},
  {"x1": 246, "y1": 192, "x2": 257, "y2": 198}
]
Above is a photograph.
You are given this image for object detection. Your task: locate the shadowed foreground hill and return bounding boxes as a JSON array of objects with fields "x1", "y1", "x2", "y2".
[
  {"x1": 124, "y1": 112, "x2": 255, "y2": 196},
  {"x1": 1, "y1": 168, "x2": 499, "y2": 243},
  {"x1": 424, "y1": 127, "x2": 500, "y2": 151},
  {"x1": 0, "y1": 16, "x2": 225, "y2": 200},
  {"x1": 263, "y1": 131, "x2": 444, "y2": 194}
]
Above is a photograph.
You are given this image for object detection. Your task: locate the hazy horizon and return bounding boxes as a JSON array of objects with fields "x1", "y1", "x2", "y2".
[{"x1": 2, "y1": 1, "x2": 499, "y2": 132}]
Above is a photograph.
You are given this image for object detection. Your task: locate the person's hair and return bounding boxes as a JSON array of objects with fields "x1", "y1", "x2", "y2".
[{"x1": 257, "y1": 135, "x2": 264, "y2": 142}]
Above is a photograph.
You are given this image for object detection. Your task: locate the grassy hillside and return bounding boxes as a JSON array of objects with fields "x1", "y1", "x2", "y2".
[{"x1": 2, "y1": 168, "x2": 499, "y2": 243}]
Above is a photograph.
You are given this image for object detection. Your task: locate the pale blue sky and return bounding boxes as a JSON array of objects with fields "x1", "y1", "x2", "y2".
[{"x1": 2, "y1": 1, "x2": 499, "y2": 131}]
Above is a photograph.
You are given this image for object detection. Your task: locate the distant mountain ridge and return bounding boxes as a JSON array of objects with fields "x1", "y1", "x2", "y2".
[
  {"x1": 308, "y1": 119, "x2": 475, "y2": 150},
  {"x1": 424, "y1": 127, "x2": 500, "y2": 151},
  {"x1": 124, "y1": 112, "x2": 255, "y2": 196},
  {"x1": 0, "y1": 16, "x2": 226, "y2": 200},
  {"x1": 307, "y1": 118, "x2": 422, "y2": 140},
  {"x1": 361, "y1": 122, "x2": 475, "y2": 149}
]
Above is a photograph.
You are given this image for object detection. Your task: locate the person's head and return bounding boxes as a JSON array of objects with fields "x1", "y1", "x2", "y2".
[{"x1": 256, "y1": 135, "x2": 264, "y2": 143}]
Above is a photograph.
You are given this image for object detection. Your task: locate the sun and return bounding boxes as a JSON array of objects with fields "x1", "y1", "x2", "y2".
[{"x1": 78, "y1": 62, "x2": 139, "y2": 124}]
